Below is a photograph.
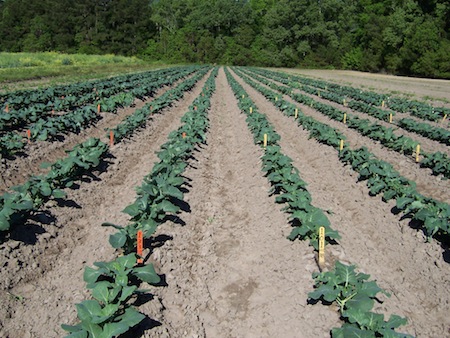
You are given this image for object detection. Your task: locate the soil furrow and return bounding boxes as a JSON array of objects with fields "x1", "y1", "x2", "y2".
[
  {"x1": 142, "y1": 67, "x2": 339, "y2": 338},
  {"x1": 0, "y1": 71, "x2": 211, "y2": 338},
  {"x1": 0, "y1": 74, "x2": 194, "y2": 194},
  {"x1": 232, "y1": 68, "x2": 450, "y2": 337},
  {"x1": 244, "y1": 71, "x2": 450, "y2": 203}
]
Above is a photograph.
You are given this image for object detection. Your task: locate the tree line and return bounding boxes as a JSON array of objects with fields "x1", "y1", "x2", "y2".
[{"x1": 0, "y1": 0, "x2": 449, "y2": 78}]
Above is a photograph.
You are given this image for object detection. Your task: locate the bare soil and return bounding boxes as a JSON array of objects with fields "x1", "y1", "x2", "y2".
[
  {"x1": 0, "y1": 67, "x2": 449, "y2": 338},
  {"x1": 279, "y1": 68, "x2": 450, "y2": 106}
]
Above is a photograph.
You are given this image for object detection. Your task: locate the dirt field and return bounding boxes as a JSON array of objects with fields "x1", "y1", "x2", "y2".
[
  {"x1": 0, "y1": 67, "x2": 449, "y2": 338},
  {"x1": 279, "y1": 68, "x2": 450, "y2": 106}
]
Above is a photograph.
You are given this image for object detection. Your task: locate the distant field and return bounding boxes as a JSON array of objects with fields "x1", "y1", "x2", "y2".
[
  {"x1": 0, "y1": 52, "x2": 170, "y2": 92},
  {"x1": 279, "y1": 68, "x2": 450, "y2": 106}
]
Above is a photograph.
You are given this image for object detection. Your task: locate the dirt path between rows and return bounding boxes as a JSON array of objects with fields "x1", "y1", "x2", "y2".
[
  {"x1": 0, "y1": 75, "x2": 193, "y2": 194},
  {"x1": 139, "y1": 68, "x2": 340, "y2": 338},
  {"x1": 289, "y1": 86, "x2": 450, "y2": 155},
  {"x1": 231, "y1": 68, "x2": 450, "y2": 337},
  {"x1": 0, "y1": 71, "x2": 211, "y2": 337},
  {"x1": 279, "y1": 68, "x2": 450, "y2": 107},
  {"x1": 241, "y1": 71, "x2": 450, "y2": 203}
]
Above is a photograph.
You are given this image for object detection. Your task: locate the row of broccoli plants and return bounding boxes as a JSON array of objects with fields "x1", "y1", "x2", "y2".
[
  {"x1": 226, "y1": 68, "x2": 412, "y2": 338},
  {"x1": 397, "y1": 118, "x2": 450, "y2": 146},
  {"x1": 0, "y1": 69, "x2": 212, "y2": 236},
  {"x1": 233, "y1": 67, "x2": 450, "y2": 244},
  {"x1": 0, "y1": 66, "x2": 197, "y2": 131},
  {"x1": 62, "y1": 68, "x2": 218, "y2": 338},
  {"x1": 0, "y1": 138, "x2": 108, "y2": 234},
  {"x1": 0, "y1": 67, "x2": 201, "y2": 158},
  {"x1": 224, "y1": 67, "x2": 340, "y2": 248},
  {"x1": 241, "y1": 68, "x2": 450, "y2": 180},
  {"x1": 249, "y1": 68, "x2": 450, "y2": 147},
  {"x1": 256, "y1": 68, "x2": 449, "y2": 123},
  {"x1": 108, "y1": 67, "x2": 211, "y2": 143}
]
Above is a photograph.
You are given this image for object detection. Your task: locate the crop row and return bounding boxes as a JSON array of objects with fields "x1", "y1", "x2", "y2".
[
  {"x1": 0, "y1": 67, "x2": 203, "y2": 158},
  {"x1": 240, "y1": 68, "x2": 450, "y2": 179},
  {"x1": 62, "y1": 68, "x2": 219, "y2": 337},
  {"x1": 261, "y1": 68, "x2": 449, "y2": 123},
  {"x1": 226, "y1": 68, "x2": 412, "y2": 337},
  {"x1": 0, "y1": 66, "x2": 197, "y2": 131},
  {"x1": 109, "y1": 67, "x2": 211, "y2": 143},
  {"x1": 250, "y1": 68, "x2": 450, "y2": 147},
  {"x1": 0, "y1": 137, "x2": 108, "y2": 233},
  {"x1": 1, "y1": 68, "x2": 212, "y2": 238},
  {"x1": 233, "y1": 67, "x2": 450, "y2": 243}
]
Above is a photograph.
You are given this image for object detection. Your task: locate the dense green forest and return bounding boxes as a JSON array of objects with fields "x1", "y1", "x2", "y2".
[{"x1": 0, "y1": 0, "x2": 449, "y2": 78}]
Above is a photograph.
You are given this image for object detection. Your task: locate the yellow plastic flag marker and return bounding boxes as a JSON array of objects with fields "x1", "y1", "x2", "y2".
[
  {"x1": 263, "y1": 134, "x2": 268, "y2": 149},
  {"x1": 318, "y1": 91, "x2": 321, "y2": 98},
  {"x1": 137, "y1": 230, "x2": 144, "y2": 264},
  {"x1": 318, "y1": 227, "x2": 325, "y2": 268},
  {"x1": 415, "y1": 144, "x2": 421, "y2": 162},
  {"x1": 442, "y1": 114, "x2": 447, "y2": 123},
  {"x1": 389, "y1": 113, "x2": 393, "y2": 123},
  {"x1": 295, "y1": 108, "x2": 298, "y2": 119},
  {"x1": 242, "y1": 94, "x2": 245, "y2": 99},
  {"x1": 343, "y1": 99, "x2": 346, "y2": 106},
  {"x1": 250, "y1": 107, "x2": 253, "y2": 114},
  {"x1": 275, "y1": 96, "x2": 278, "y2": 101},
  {"x1": 343, "y1": 113, "x2": 347, "y2": 124},
  {"x1": 340, "y1": 139, "x2": 344, "y2": 151},
  {"x1": 382, "y1": 100, "x2": 385, "y2": 108}
]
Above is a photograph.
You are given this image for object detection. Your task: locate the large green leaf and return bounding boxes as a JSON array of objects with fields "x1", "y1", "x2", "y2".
[{"x1": 132, "y1": 263, "x2": 161, "y2": 285}]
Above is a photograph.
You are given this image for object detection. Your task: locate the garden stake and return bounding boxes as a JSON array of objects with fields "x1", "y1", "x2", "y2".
[
  {"x1": 137, "y1": 230, "x2": 143, "y2": 264},
  {"x1": 109, "y1": 131, "x2": 114, "y2": 146},
  {"x1": 318, "y1": 226, "x2": 325, "y2": 269}
]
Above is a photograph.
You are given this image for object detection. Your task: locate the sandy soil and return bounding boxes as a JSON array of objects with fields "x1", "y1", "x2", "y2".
[
  {"x1": 0, "y1": 67, "x2": 449, "y2": 338},
  {"x1": 278, "y1": 68, "x2": 450, "y2": 106}
]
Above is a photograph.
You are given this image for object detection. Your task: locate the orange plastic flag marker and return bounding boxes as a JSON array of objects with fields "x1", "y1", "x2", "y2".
[
  {"x1": 137, "y1": 230, "x2": 143, "y2": 264},
  {"x1": 194, "y1": 106, "x2": 197, "y2": 111},
  {"x1": 51, "y1": 109, "x2": 55, "y2": 116},
  {"x1": 26, "y1": 130, "x2": 31, "y2": 143},
  {"x1": 182, "y1": 132, "x2": 186, "y2": 138},
  {"x1": 109, "y1": 131, "x2": 114, "y2": 146},
  {"x1": 97, "y1": 104, "x2": 101, "y2": 114},
  {"x1": 5, "y1": 104, "x2": 9, "y2": 113}
]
